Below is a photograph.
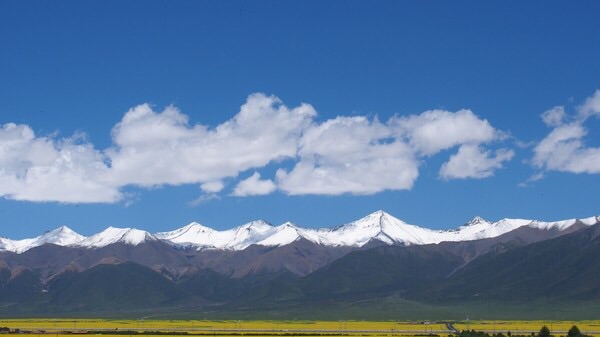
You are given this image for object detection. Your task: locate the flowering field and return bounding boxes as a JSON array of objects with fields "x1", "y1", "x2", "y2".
[{"x1": 0, "y1": 319, "x2": 598, "y2": 337}]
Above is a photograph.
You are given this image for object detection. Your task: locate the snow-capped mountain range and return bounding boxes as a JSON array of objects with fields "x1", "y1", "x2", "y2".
[{"x1": 1, "y1": 210, "x2": 598, "y2": 254}]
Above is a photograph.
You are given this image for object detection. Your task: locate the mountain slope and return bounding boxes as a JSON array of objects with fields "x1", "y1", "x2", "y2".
[
  {"x1": 245, "y1": 223, "x2": 600, "y2": 307},
  {"x1": 0, "y1": 212, "x2": 598, "y2": 281},
  {"x1": 0, "y1": 223, "x2": 599, "y2": 317},
  {"x1": 181, "y1": 238, "x2": 354, "y2": 277},
  {"x1": 299, "y1": 244, "x2": 465, "y2": 300},
  {"x1": 45, "y1": 262, "x2": 193, "y2": 312},
  {"x1": 419, "y1": 222, "x2": 600, "y2": 302}
]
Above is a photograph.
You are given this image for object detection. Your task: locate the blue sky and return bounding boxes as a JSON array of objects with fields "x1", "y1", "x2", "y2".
[{"x1": 1, "y1": 1, "x2": 600, "y2": 238}]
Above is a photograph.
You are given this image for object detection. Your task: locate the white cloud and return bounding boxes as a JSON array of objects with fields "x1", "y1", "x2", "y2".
[
  {"x1": 0, "y1": 123, "x2": 120, "y2": 203},
  {"x1": 106, "y1": 93, "x2": 316, "y2": 187},
  {"x1": 276, "y1": 108, "x2": 509, "y2": 195},
  {"x1": 187, "y1": 193, "x2": 220, "y2": 207},
  {"x1": 532, "y1": 122, "x2": 600, "y2": 174},
  {"x1": 541, "y1": 106, "x2": 566, "y2": 127},
  {"x1": 1, "y1": 93, "x2": 315, "y2": 203},
  {"x1": 200, "y1": 181, "x2": 224, "y2": 193},
  {"x1": 531, "y1": 90, "x2": 600, "y2": 176},
  {"x1": 578, "y1": 89, "x2": 600, "y2": 120},
  {"x1": 440, "y1": 144, "x2": 514, "y2": 179},
  {"x1": 276, "y1": 116, "x2": 420, "y2": 195},
  {"x1": 232, "y1": 172, "x2": 276, "y2": 196},
  {"x1": 0, "y1": 93, "x2": 514, "y2": 202},
  {"x1": 391, "y1": 109, "x2": 501, "y2": 155}
]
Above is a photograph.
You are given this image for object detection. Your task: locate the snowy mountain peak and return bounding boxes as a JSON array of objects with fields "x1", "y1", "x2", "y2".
[
  {"x1": 371, "y1": 209, "x2": 387, "y2": 217},
  {"x1": 450, "y1": 216, "x2": 491, "y2": 231},
  {"x1": 77, "y1": 227, "x2": 156, "y2": 248},
  {"x1": 42, "y1": 225, "x2": 78, "y2": 236},
  {"x1": 255, "y1": 222, "x2": 306, "y2": 247},
  {"x1": 1, "y1": 212, "x2": 598, "y2": 254},
  {"x1": 0, "y1": 225, "x2": 87, "y2": 254},
  {"x1": 180, "y1": 222, "x2": 209, "y2": 232},
  {"x1": 223, "y1": 220, "x2": 275, "y2": 250},
  {"x1": 343, "y1": 210, "x2": 391, "y2": 229},
  {"x1": 468, "y1": 216, "x2": 487, "y2": 225},
  {"x1": 367, "y1": 209, "x2": 391, "y2": 221},
  {"x1": 155, "y1": 220, "x2": 275, "y2": 251},
  {"x1": 154, "y1": 222, "x2": 215, "y2": 242},
  {"x1": 239, "y1": 220, "x2": 273, "y2": 231},
  {"x1": 37, "y1": 225, "x2": 86, "y2": 245},
  {"x1": 320, "y1": 210, "x2": 424, "y2": 247}
]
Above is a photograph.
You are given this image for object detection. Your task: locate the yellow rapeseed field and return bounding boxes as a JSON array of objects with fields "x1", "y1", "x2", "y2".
[
  {"x1": 0, "y1": 319, "x2": 598, "y2": 337},
  {"x1": 0, "y1": 319, "x2": 446, "y2": 332}
]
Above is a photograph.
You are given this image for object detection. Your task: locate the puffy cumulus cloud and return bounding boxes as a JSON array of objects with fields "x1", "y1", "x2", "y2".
[
  {"x1": 106, "y1": 93, "x2": 316, "y2": 187},
  {"x1": 232, "y1": 172, "x2": 276, "y2": 196},
  {"x1": 391, "y1": 109, "x2": 501, "y2": 155},
  {"x1": 0, "y1": 123, "x2": 120, "y2": 203},
  {"x1": 275, "y1": 108, "x2": 509, "y2": 195},
  {"x1": 532, "y1": 123, "x2": 600, "y2": 174},
  {"x1": 541, "y1": 106, "x2": 566, "y2": 127},
  {"x1": 1, "y1": 93, "x2": 314, "y2": 203},
  {"x1": 1, "y1": 93, "x2": 514, "y2": 202},
  {"x1": 111, "y1": 104, "x2": 199, "y2": 147},
  {"x1": 440, "y1": 144, "x2": 514, "y2": 179},
  {"x1": 276, "y1": 116, "x2": 420, "y2": 195},
  {"x1": 532, "y1": 90, "x2": 600, "y2": 175}
]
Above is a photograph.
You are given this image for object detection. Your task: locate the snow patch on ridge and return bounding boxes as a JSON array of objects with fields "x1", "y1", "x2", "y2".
[
  {"x1": 256, "y1": 223, "x2": 303, "y2": 247},
  {"x1": 441, "y1": 216, "x2": 532, "y2": 241},
  {"x1": 581, "y1": 216, "x2": 600, "y2": 226},
  {"x1": 155, "y1": 222, "x2": 220, "y2": 248},
  {"x1": 528, "y1": 216, "x2": 600, "y2": 230},
  {"x1": 77, "y1": 227, "x2": 156, "y2": 248},
  {"x1": 0, "y1": 226, "x2": 86, "y2": 253}
]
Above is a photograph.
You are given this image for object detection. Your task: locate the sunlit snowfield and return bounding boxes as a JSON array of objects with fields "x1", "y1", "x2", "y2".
[{"x1": 0, "y1": 320, "x2": 599, "y2": 337}]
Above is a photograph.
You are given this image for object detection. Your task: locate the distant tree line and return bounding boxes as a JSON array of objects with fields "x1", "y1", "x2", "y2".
[{"x1": 457, "y1": 325, "x2": 591, "y2": 337}]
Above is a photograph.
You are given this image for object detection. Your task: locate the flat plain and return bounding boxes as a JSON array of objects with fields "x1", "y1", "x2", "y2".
[{"x1": 0, "y1": 320, "x2": 599, "y2": 337}]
